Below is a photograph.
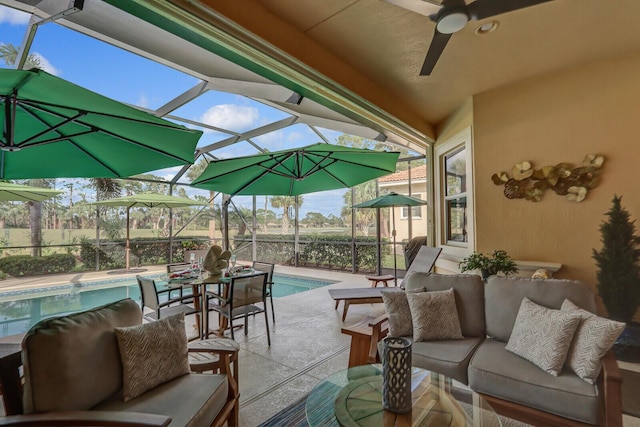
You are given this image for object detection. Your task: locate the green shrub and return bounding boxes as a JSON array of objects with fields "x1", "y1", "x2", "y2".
[{"x1": 0, "y1": 253, "x2": 76, "y2": 277}]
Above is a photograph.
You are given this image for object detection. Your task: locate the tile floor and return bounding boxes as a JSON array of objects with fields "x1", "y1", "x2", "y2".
[{"x1": 0, "y1": 265, "x2": 638, "y2": 426}]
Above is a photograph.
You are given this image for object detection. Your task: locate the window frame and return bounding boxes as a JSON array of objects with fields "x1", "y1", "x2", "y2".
[{"x1": 434, "y1": 127, "x2": 474, "y2": 257}]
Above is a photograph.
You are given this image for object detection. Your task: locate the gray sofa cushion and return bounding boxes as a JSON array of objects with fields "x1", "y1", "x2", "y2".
[
  {"x1": 404, "y1": 273, "x2": 485, "y2": 337},
  {"x1": 412, "y1": 337, "x2": 483, "y2": 385},
  {"x1": 22, "y1": 299, "x2": 142, "y2": 414},
  {"x1": 469, "y1": 339, "x2": 600, "y2": 425},
  {"x1": 94, "y1": 373, "x2": 228, "y2": 427},
  {"x1": 485, "y1": 276, "x2": 596, "y2": 342},
  {"x1": 377, "y1": 336, "x2": 482, "y2": 385}
]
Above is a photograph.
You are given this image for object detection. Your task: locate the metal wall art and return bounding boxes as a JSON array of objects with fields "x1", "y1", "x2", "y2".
[{"x1": 491, "y1": 154, "x2": 604, "y2": 202}]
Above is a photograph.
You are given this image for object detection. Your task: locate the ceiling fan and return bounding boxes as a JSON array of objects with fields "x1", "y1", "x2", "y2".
[{"x1": 384, "y1": 0, "x2": 554, "y2": 76}]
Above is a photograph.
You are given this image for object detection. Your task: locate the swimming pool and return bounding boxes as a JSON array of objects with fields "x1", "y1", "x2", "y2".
[{"x1": 0, "y1": 272, "x2": 336, "y2": 338}]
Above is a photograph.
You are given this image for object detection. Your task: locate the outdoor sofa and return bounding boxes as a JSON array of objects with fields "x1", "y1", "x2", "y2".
[
  {"x1": 371, "y1": 273, "x2": 623, "y2": 427},
  {"x1": 0, "y1": 298, "x2": 239, "y2": 427}
]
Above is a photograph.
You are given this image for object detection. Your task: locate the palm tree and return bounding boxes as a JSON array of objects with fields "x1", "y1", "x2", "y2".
[
  {"x1": 187, "y1": 159, "x2": 217, "y2": 240},
  {"x1": 341, "y1": 180, "x2": 379, "y2": 236},
  {"x1": 0, "y1": 43, "x2": 41, "y2": 69},
  {"x1": 26, "y1": 179, "x2": 55, "y2": 256},
  {"x1": 270, "y1": 196, "x2": 303, "y2": 234}
]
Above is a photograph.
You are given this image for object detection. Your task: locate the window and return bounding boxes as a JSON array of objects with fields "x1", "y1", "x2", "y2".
[
  {"x1": 434, "y1": 127, "x2": 473, "y2": 254},
  {"x1": 400, "y1": 193, "x2": 423, "y2": 219},
  {"x1": 444, "y1": 149, "x2": 467, "y2": 243}
]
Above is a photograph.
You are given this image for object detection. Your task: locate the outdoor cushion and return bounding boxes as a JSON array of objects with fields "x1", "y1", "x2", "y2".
[
  {"x1": 115, "y1": 313, "x2": 190, "y2": 401},
  {"x1": 21, "y1": 299, "x2": 142, "y2": 414},
  {"x1": 469, "y1": 339, "x2": 600, "y2": 425},
  {"x1": 485, "y1": 276, "x2": 596, "y2": 342},
  {"x1": 406, "y1": 288, "x2": 464, "y2": 341},
  {"x1": 404, "y1": 273, "x2": 485, "y2": 337},
  {"x1": 411, "y1": 337, "x2": 483, "y2": 385},
  {"x1": 561, "y1": 299, "x2": 625, "y2": 384},
  {"x1": 94, "y1": 372, "x2": 228, "y2": 427},
  {"x1": 380, "y1": 287, "x2": 425, "y2": 337}
]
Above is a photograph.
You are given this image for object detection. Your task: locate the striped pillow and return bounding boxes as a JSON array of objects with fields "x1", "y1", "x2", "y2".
[
  {"x1": 115, "y1": 313, "x2": 190, "y2": 401},
  {"x1": 505, "y1": 297, "x2": 580, "y2": 376},
  {"x1": 561, "y1": 299, "x2": 625, "y2": 384}
]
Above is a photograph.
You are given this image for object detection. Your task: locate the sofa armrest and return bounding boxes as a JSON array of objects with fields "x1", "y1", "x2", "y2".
[
  {"x1": 599, "y1": 349, "x2": 623, "y2": 427},
  {"x1": 0, "y1": 411, "x2": 171, "y2": 426}
]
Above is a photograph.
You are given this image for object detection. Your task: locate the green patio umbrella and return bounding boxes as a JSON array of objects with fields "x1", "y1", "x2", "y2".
[
  {"x1": 0, "y1": 68, "x2": 201, "y2": 179},
  {"x1": 0, "y1": 181, "x2": 62, "y2": 202},
  {"x1": 354, "y1": 192, "x2": 427, "y2": 285},
  {"x1": 190, "y1": 143, "x2": 400, "y2": 196},
  {"x1": 92, "y1": 193, "x2": 207, "y2": 270}
]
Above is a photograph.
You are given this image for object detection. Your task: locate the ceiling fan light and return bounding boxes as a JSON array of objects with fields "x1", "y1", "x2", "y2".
[{"x1": 436, "y1": 12, "x2": 468, "y2": 34}]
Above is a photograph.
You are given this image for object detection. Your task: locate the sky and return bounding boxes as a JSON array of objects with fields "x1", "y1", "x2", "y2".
[{"x1": 0, "y1": 4, "x2": 386, "y2": 219}]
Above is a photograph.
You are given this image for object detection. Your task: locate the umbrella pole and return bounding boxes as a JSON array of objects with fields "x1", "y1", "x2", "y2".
[
  {"x1": 126, "y1": 207, "x2": 130, "y2": 271},
  {"x1": 392, "y1": 207, "x2": 397, "y2": 286}
]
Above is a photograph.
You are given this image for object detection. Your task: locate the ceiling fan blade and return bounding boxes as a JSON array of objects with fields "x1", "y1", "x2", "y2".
[
  {"x1": 467, "y1": 0, "x2": 554, "y2": 21},
  {"x1": 420, "y1": 30, "x2": 452, "y2": 76},
  {"x1": 382, "y1": 0, "x2": 442, "y2": 18}
]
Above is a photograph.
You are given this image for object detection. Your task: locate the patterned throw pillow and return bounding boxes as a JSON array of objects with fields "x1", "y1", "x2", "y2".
[
  {"x1": 115, "y1": 313, "x2": 190, "y2": 401},
  {"x1": 561, "y1": 299, "x2": 625, "y2": 384},
  {"x1": 381, "y1": 288, "x2": 425, "y2": 337},
  {"x1": 406, "y1": 288, "x2": 463, "y2": 341},
  {"x1": 505, "y1": 297, "x2": 580, "y2": 376}
]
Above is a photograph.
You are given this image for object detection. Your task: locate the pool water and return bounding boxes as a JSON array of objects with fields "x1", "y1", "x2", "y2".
[{"x1": 0, "y1": 272, "x2": 336, "y2": 338}]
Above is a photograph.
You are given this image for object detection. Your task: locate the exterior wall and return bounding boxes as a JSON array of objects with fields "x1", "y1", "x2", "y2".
[
  {"x1": 378, "y1": 181, "x2": 429, "y2": 244},
  {"x1": 473, "y1": 52, "x2": 640, "y2": 316}
]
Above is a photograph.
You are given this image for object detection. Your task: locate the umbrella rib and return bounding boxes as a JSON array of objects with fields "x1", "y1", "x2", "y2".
[
  {"x1": 18, "y1": 98, "x2": 190, "y2": 131},
  {"x1": 16, "y1": 110, "x2": 88, "y2": 146},
  {"x1": 13, "y1": 101, "x2": 190, "y2": 165}
]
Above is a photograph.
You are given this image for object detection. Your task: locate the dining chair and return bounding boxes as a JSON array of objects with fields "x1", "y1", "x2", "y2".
[
  {"x1": 136, "y1": 275, "x2": 199, "y2": 326},
  {"x1": 252, "y1": 261, "x2": 275, "y2": 322},
  {"x1": 165, "y1": 262, "x2": 193, "y2": 299},
  {"x1": 204, "y1": 272, "x2": 271, "y2": 346}
]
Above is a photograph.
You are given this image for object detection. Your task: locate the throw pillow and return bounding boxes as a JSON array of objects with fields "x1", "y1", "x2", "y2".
[
  {"x1": 561, "y1": 299, "x2": 625, "y2": 384},
  {"x1": 381, "y1": 287, "x2": 425, "y2": 337},
  {"x1": 505, "y1": 297, "x2": 580, "y2": 376},
  {"x1": 406, "y1": 288, "x2": 463, "y2": 341},
  {"x1": 115, "y1": 313, "x2": 190, "y2": 401}
]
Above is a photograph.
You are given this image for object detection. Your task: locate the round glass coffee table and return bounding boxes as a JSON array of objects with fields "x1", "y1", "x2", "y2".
[{"x1": 305, "y1": 364, "x2": 501, "y2": 427}]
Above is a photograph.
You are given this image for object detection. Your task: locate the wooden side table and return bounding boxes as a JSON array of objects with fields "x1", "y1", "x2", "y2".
[
  {"x1": 366, "y1": 274, "x2": 395, "y2": 287},
  {"x1": 188, "y1": 338, "x2": 240, "y2": 377}
]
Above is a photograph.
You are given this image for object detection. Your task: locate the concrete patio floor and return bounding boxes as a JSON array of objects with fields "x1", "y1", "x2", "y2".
[{"x1": 0, "y1": 265, "x2": 638, "y2": 426}]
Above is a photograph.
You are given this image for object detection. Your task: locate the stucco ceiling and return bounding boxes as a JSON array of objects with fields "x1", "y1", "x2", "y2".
[{"x1": 240, "y1": 0, "x2": 640, "y2": 128}]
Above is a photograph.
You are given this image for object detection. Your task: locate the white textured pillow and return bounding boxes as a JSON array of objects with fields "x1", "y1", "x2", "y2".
[
  {"x1": 406, "y1": 288, "x2": 463, "y2": 341},
  {"x1": 561, "y1": 299, "x2": 625, "y2": 384},
  {"x1": 115, "y1": 313, "x2": 190, "y2": 401},
  {"x1": 381, "y1": 288, "x2": 425, "y2": 337},
  {"x1": 505, "y1": 297, "x2": 580, "y2": 376}
]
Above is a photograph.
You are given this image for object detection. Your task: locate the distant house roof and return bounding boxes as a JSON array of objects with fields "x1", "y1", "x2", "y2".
[{"x1": 379, "y1": 164, "x2": 427, "y2": 183}]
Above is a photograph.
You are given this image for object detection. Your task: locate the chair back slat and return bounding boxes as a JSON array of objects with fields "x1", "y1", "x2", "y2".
[
  {"x1": 136, "y1": 275, "x2": 160, "y2": 311},
  {"x1": 252, "y1": 261, "x2": 274, "y2": 283},
  {"x1": 230, "y1": 273, "x2": 267, "y2": 308}
]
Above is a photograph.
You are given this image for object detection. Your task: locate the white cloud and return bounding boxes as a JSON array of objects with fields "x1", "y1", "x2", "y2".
[
  {"x1": 0, "y1": 7, "x2": 30, "y2": 25},
  {"x1": 32, "y1": 53, "x2": 60, "y2": 76},
  {"x1": 136, "y1": 93, "x2": 149, "y2": 109},
  {"x1": 199, "y1": 104, "x2": 258, "y2": 132}
]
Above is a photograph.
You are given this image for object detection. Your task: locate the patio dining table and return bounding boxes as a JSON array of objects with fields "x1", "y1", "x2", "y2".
[{"x1": 160, "y1": 269, "x2": 262, "y2": 338}]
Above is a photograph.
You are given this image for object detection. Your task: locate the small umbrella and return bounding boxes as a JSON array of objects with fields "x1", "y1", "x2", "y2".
[
  {"x1": 354, "y1": 192, "x2": 427, "y2": 285},
  {"x1": 0, "y1": 182, "x2": 62, "y2": 202},
  {"x1": 190, "y1": 143, "x2": 399, "y2": 196},
  {"x1": 0, "y1": 68, "x2": 201, "y2": 179},
  {"x1": 92, "y1": 194, "x2": 207, "y2": 270}
]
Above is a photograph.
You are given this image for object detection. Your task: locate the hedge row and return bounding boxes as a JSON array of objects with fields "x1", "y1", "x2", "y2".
[
  {"x1": 0, "y1": 254, "x2": 76, "y2": 277},
  {"x1": 78, "y1": 237, "x2": 210, "y2": 271},
  {"x1": 232, "y1": 234, "x2": 388, "y2": 272}
]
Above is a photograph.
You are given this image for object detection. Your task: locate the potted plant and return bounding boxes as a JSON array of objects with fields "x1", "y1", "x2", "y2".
[
  {"x1": 459, "y1": 249, "x2": 518, "y2": 281},
  {"x1": 592, "y1": 195, "x2": 640, "y2": 361}
]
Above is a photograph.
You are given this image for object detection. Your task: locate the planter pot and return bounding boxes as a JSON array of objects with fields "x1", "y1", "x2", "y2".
[{"x1": 614, "y1": 322, "x2": 640, "y2": 363}]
